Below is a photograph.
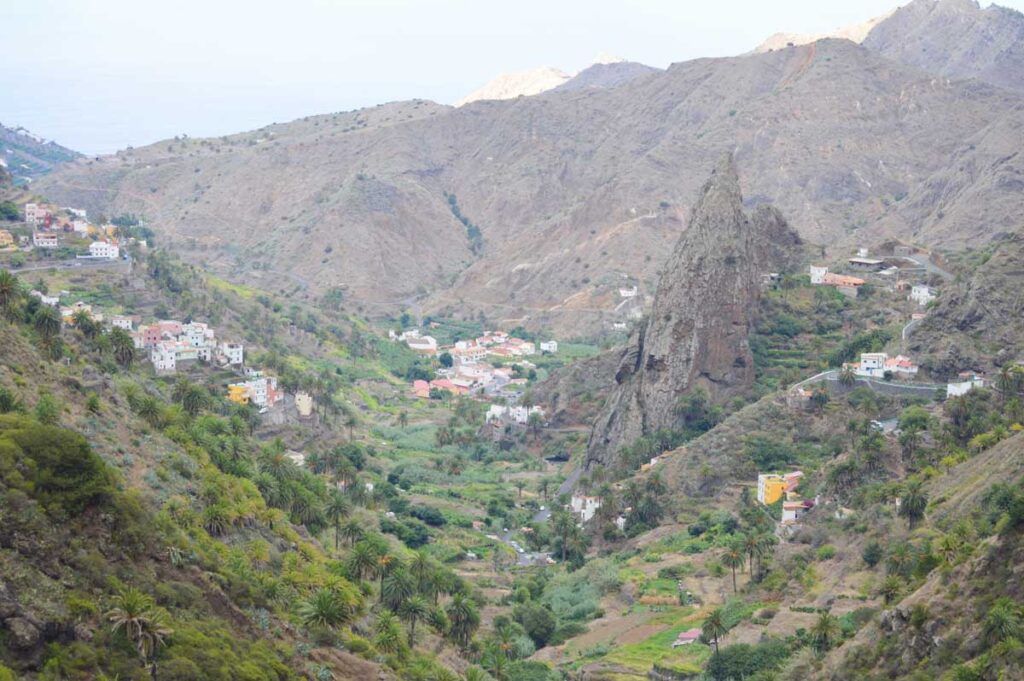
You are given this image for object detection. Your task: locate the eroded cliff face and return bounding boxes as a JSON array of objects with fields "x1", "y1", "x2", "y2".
[{"x1": 586, "y1": 156, "x2": 802, "y2": 469}]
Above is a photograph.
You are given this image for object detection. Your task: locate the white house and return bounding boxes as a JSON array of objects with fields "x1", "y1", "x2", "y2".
[
  {"x1": 947, "y1": 372, "x2": 984, "y2": 398},
  {"x1": 406, "y1": 335, "x2": 438, "y2": 354},
  {"x1": 570, "y1": 494, "x2": 602, "y2": 522},
  {"x1": 809, "y1": 265, "x2": 829, "y2": 284},
  {"x1": 219, "y1": 342, "x2": 244, "y2": 366},
  {"x1": 110, "y1": 315, "x2": 134, "y2": 331},
  {"x1": 150, "y1": 343, "x2": 177, "y2": 373},
  {"x1": 24, "y1": 203, "x2": 50, "y2": 224},
  {"x1": 856, "y1": 353, "x2": 888, "y2": 378},
  {"x1": 88, "y1": 241, "x2": 119, "y2": 259},
  {"x1": 32, "y1": 233, "x2": 59, "y2": 249},
  {"x1": 619, "y1": 286, "x2": 638, "y2": 298},
  {"x1": 485, "y1": 404, "x2": 544, "y2": 425},
  {"x1": 910, "y1": 285, "x2": 935, "y2": 307},
  {"x1": 539, "y1": 340, "x2": 558, "y2": 353},
  {"x1": 71, "y1": 220, "x2": 90, "y2": 236}
]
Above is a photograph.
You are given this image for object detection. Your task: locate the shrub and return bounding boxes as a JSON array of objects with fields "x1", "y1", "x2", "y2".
[
  {"x1": 862, "y1": 541, "x2": 883, "y2": 568},
  {"x1": 816, "y1": 545, "x2": 837, "y2": 561}
]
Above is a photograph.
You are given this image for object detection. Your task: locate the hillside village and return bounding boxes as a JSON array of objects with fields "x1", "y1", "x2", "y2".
[
  {"x1": 396, "y1": 327, "x2": 555, "y2": 425},
  {"x1": 0, "y1": 200, "x2": 143, "y2": 264},
  {"x1": 4, "y1": 2, "x2": 1024, "y2": 677}
]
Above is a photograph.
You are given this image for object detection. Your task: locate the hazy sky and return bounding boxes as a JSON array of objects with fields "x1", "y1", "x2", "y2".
[{"x1": 1, "y1": 0, "x2": 1020, "y2": 154}]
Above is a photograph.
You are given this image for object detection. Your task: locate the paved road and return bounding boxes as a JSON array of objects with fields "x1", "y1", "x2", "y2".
[
  {"x1": 793, "y1": 369, "x2": 943, "y2": 396},
  {"x1": 4, "y1": 258, "x2": 131, "y2": 274}
]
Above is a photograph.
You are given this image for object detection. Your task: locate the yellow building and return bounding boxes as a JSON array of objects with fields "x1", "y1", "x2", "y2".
[
  {"x1": 757, "y1": 474, "x2": 787, "y2": 505},
  {"x1": 295, "y1": 391, "x2": 314, "y2": 417},
  {"x1": 227, "y1": 384, "x2": 250, "y2": 405},
  {"x1": 0, "y1": 230, "x2": 15, "y2": 250}
]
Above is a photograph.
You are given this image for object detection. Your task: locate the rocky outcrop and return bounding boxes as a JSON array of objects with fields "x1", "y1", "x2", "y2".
[{"x1": 585, "y1": 156, "x2": 802, "y2": 469}]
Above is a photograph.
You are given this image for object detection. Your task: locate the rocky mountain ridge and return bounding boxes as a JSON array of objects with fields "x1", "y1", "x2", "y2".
[
  {"x1": 35, "y1": 4, "x2": 1024, "y2": 335},
  {"x1": 585, "y1": 156, "x2": 803, "y2": 470}
]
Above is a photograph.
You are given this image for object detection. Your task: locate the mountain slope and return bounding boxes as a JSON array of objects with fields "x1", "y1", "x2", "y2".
[
  {"x1": 585, "y1": 156, "x2": 802, "y2": 470},
  {"x1": 863, "y1": 0, "x2": 1024, "y2": 93},
  {"x1": 455, "y1": 66, "x2": 572, "y2": 106},
  {"x1": 0, "y1": 123, "x2": 81, "y2": 183},
  {"x1": 554, "y1": 61, "x2": 660, "y2": 92},
  {"x1": 36, "y1": 40, "x2": 1024, "y2": 334},
  {"x1": 908, "y1": 233, "x2": 1024, "y2": 375}
]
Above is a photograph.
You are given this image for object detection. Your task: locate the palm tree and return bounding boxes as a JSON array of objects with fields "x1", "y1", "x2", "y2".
[
  {"x1": 381, "y1": 568, "x2": 415, "y2": 611},
  {"x1": 838, "y1": 365, "x2": 857, "y2": 387},
  {"x1": 0, "y1": 269, "x2": 21, "y2": 319},
  {"x1": 343, "y1": 408, "x2": 359, "y2": 441},
  {"x1": 346, "y1": 541, "x2": 377, "y2": 581},
  {"x1": 136, "y1": 396, "x2": 165, "y2": 429},
  {"x1": 742, "y1": 533, "x2": 762, "y2": 576},
  {"x1": 109, "y1": 328, "x2": 136, "y2": 368},
  {"x1": 324, "y1": 490, "x2": 351, "y2": 551},
  {"x1": 551, "y1": 509, "x2": 576, "y2": 563},
  {"x1": 514, "y1": 479, "x2": 526, "y2": 498},
  {"x1": 445, "y1": 593, "x2": 480, "y2": 649},
  {"x1": 106, "y1": 587, "x2": 173, "y2": 680},
  {"x1": 701, "y1": 608, "x2": 728, "y2": 655},
  {"x1": 398, "y1": 410, "x2": 409, "y2": 429},
  {"x1": 936, "y1": 533, "x2": 962, "y2": 565},
  {"x1": 899, "y1": 480, "x2": 928, "y2": 529},
  {"x1": 374, "y1": 610, "x2": 404, "y2": 655},
  {"x1": 880, "y1": 575, "x2": 903, "y2": 604},
  {"x1": 33, "y1": 305, "x2": 61, "y2": 341},
  {"x1": 538, "y1": 477, "x2": 551, "y2": 500},
  {"x1": 409, "y1": 551, "x2": 437, "y2": 597},
  {"x1": 181, "y1": 385, "x2": 209, "y2": 417},
  {"x1": 721, "y1": 545, "x2": 745, "y2": 593},
  {"x1": 983, "y1": 597, "x2": 1022, "y2": 645},
  {"x1": 73, "y1": 309, "x2": 98, "y2": 340},
  {"x1": 810, "y1": 612, "x2": 840, "y2": 653},
  {"x1": 298, "y1": 588, "x2": 355, "y2": 630},
  {"x1": 400, "y1": 595, "x2": 430, "y2": 645},
  {"x1": 340, "y1": 519, "x2": 365, "y2": 547}
]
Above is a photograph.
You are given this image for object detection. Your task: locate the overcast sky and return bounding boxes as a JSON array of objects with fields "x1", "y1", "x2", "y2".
[{"x1": 2, "y1": 0, "x2": 1020, "y2": 155}]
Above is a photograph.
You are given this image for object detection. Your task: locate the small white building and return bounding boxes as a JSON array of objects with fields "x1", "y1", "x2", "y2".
[
  {"x1": 619, "y1": 286, "x2": 638, "y2": 298},
  {"x1": 406, "y1": 335, "x2": 438, "y2": 354},
  {"x1": 33, "y1": 233, "x2": 59, "y2": 249},
  {"x1": 88, "y1": 241, "x2": 119, "y2": 259},
  {"x1": 570, "y1": 495, "x2": 601, "y2": 522},
  {"x1": 947, "y1": 372, "x2": 984, "y2": 398},
  {"x1": 219, "y1": 342, "x2": 244, "y2": 366},
  {"x1": 809, "y1": 265, "x2": 829, "y2": 284},
  {"x1": 539, "y1": 340, "x2": 558, "y2": 353},
  {"x1": 110, "y1": 315, "x2": 134, "y2": 331},
  {"x1": 150, "y1": 343, "x2": 177, "y2": 373},
  {"x1": 856, "y1": 353, "x2": 888, "y2": 378},
  {"x1": 486, "y1": 404, "x2": 544, "y2": 425},
  {"x1": 910, "y1": 285, "x2": 935, "y2": 307}
]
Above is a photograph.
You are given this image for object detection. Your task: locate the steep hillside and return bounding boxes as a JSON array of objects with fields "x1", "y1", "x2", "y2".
[
  {"x1": 585, "y1": 156, "x2": 802, "y2": 470},
  {"x1": 0, "y1": 124, "x2": 80, "y2": 184},
  {"x1": 863, "y1": 0, "x2": 1024, "y2": 93},
  {"x1": 909, "y1": 234, "x2": 1024, "y2": 376},
  {"x1": 36, "y1": 39, "x2": 1024, "y2": 333}
]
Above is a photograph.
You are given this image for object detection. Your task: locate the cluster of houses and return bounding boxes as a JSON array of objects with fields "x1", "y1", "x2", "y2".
[
  {"x1": 757, "y1": 471, "x2": 814, "y2": 525},
  {"x1": 227, "y1": 369, "x2": 285, "y2": 413},
  {"x1": 30, "y1": 291, "x2": 298, "y2": 411},
  {"x1": 809, "y1": 247, "x2": 940, "y2": 305},
  {"x1": 12, "y1": 203, "x2": 129, "y2": 259},
  {"x1": 397, "y1": 328, "x2": 557, "y2": 399}
]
